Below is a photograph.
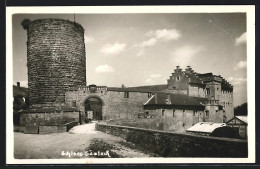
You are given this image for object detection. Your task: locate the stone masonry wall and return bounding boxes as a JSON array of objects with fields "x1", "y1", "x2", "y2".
[
  {"x1": 65, "y1": 89, "x2": 149, "y2": 120},
  {"x1": 22, "y1": 19, "x2": 86, "y2": 104},
  {"x1": 105, "y1": 91, "x2": 149, "y2": 120},
  {"x1": 20, "y1": 111, "x2": 79, "y2": 126},
  {"x1": 220, "y1": 90, "x2": 234, "y2": 122},
  {"x1": 97, "y1": 124, "x2": 248, "y2": 157}
]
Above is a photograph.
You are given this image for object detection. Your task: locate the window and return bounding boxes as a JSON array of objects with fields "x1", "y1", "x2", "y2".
[
  {"x1": 206, "y1": 88, "x2": 210, "y2": 96},
  {"x1": 183, "y1": 110, "x2": 186, "y2": 117},
  {"x1": 193, "y1": 111, "x2": 196, "y2": 116},
  {"x1": 162, "y1": 109, "x2": 165, "y2": 116},
  {"x1": 124, "y1": 92, "x2": 129, "y2": 98},
  {"x1": 205, "y1": 111, "x2": 209, "y2": 117},
  {"x1": 148, "y1": 92, "x2": 152, "y2": 98},
  {"x1": 177, "y1": 76, "x2": 180, "y2": 81},
  {"x1": 145, "y1": 112, "x2": 149, "y2": 118},
  {"x1": 173, "y1": 109, "x2": 175, "y2": 117},
  {"x1": 72, "y1": 100, "x2": 76, "y2": 107}
]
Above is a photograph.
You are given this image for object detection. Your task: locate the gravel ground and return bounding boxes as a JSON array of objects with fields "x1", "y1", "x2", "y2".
[{"x1": 14, "y1": 124, "x2": 155, "y2": 159}]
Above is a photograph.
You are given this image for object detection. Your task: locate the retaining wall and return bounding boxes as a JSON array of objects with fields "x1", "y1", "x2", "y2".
[
  {"x1": 24, "y1": 121, "x2": 79, "y2": 134},
  {"x1": 97, "y1": 124, "x2": 248, "y2": 157}
]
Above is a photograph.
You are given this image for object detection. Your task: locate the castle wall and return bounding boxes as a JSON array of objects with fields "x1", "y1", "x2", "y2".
[
  {"x1": 205, "y1": 105, "x2": 224, "y2": 123},
  {"x1": 219, "y1": 90, "x2": 234, "y2": 121},
  {"x1": 198, "y1": 87, "x2": 205, "y2": 97},
  {"x1": 20, "y1": 111, "x2": 79, "y2": 126},
  {"x1": 98, "y1": 124, "x2": 247, "y2": 157},
  {"x1": 143, "y1": 109, "x2": 205, "y2": 132},
  {"x1": 65, "y1": 88, "x2": 149, "y2": 121}
]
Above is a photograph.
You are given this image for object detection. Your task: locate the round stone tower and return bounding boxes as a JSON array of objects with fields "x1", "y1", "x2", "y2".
[{"x1": 22, "y1": 19, "x2": 86, "y2": 105}]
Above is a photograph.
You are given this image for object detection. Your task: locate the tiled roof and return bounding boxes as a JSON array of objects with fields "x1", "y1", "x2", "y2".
[
  {"x1": 107, "y1": 85, "x2": 167, "y2": 93},
  {"x1": 186, "y1": 72, "x2": 203, "y2": 85},
  {"x1": 144, "y1": 92, "x2": 207, "y2": 110},
  {"x1": 236, "y1": 116, "x2": 248, "y2": 124},
  {"x1": 186, "y1": 122, "x2": 226, "y2": 134}
]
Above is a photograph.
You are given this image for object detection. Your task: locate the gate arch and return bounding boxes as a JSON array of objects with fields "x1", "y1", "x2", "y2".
[{"x1": 81, "y1": 95, "x2": 105, "y2": 121}]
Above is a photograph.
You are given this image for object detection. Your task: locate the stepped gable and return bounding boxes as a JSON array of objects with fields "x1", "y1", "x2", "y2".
[{"x1": 184, "y1": 66, "x2": 203, "y2": 85}]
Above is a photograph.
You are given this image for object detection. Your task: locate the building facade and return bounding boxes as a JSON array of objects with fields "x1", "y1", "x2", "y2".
[{"x1": 62, "y1": 66, "x2": 234, "y2": 133}]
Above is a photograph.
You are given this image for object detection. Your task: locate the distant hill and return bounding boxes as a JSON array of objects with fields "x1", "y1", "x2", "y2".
[{"x1": 234, "y1": 103, "x2": 247, "y2": 116}]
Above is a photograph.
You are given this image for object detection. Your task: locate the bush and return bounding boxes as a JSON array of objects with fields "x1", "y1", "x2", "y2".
[{"x1": 211, "y1": 126, "x2": 241, "y2": 139}]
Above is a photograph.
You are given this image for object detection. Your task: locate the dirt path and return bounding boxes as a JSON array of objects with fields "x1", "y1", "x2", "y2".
[{"x1": 14, "y1": 124, "x2": 155, "y2": 159}]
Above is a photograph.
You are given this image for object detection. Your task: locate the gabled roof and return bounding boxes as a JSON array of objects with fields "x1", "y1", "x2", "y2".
[
  {"x1": 144, "y1": 92, "x2": 207, "y2": 110},
  {"x1": 144, "y1": 92, "x2": 207, "y2": 106},
  {"x1": 236, "y1": 116, "x2": 248, "y2": 124},
  {"x1": 107, "y1": 84, "x2": 167, "y2": 93},
  {"x1": 226, "y1": 116, "x2": 248, "y2": 124},
  {"x1": 186, "y1": 72, "x2": 204, "y2": 85},
  {"x1": 186, "y1": 122, "x2": 226, "y2": 134}
]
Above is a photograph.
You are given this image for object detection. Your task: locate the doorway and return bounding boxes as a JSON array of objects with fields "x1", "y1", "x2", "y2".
[{"x1": 84, "y1": 97, "x2": 103, "y2": 121}]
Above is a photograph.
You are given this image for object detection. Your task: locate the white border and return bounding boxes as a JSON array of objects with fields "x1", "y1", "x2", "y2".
[{"x1": 6, "y1": 6, "x2": 255, "y2": 164}]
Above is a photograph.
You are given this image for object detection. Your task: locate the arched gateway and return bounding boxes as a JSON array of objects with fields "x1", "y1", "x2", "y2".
[{"x1": 82, "y1": 96, "x2": 104, "y2": 122}]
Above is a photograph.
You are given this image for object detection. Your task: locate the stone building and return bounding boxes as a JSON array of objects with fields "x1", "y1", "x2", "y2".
[{"x1": 165, "y1": 66, "x2": 234, "y2": 122}]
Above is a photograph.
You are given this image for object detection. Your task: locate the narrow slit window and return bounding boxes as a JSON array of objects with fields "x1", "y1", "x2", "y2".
[
  {"x1": 124, "y1": 92, "x2": 129, "y2": 98},
  {"x1": 162, "y1": 109, "x2": 165, "y2": 116}
]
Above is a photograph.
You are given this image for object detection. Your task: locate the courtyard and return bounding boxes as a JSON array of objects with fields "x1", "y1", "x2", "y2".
[{"x1": 14, "y1": 124, "x2": 156, "y2": 159}]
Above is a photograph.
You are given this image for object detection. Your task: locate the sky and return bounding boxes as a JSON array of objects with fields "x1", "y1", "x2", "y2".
[{"x1": 12, "y1": 13, "x2": 247, "y2": 106}]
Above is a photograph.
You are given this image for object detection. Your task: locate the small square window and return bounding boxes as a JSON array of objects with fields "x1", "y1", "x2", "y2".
[{"x1": 72, "y1": 100, "x2": 76, "y2": 107}]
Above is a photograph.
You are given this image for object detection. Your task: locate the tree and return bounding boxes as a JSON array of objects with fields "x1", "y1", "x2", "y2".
[{"x1": 234, "y1": 103, "x2": 247, "y2": 116}]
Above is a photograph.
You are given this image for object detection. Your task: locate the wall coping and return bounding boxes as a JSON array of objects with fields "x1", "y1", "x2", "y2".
[{"x1": 97, "y1": 123, "x2": 247, "y2": 143}]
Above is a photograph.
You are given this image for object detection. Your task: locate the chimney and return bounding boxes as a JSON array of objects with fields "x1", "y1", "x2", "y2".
[{"x1": 17, "y1": 82, "x2": 20, "y2": 88}]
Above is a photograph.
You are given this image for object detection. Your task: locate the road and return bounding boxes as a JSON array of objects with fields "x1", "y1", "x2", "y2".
[{"x1": 14, "y1": 123, "x2": 155, "y2": 159}]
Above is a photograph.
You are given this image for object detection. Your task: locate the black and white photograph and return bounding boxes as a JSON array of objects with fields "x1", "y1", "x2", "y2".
[{"x1": 6, "y1": 6, "x2": 255, "y2": 164}]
